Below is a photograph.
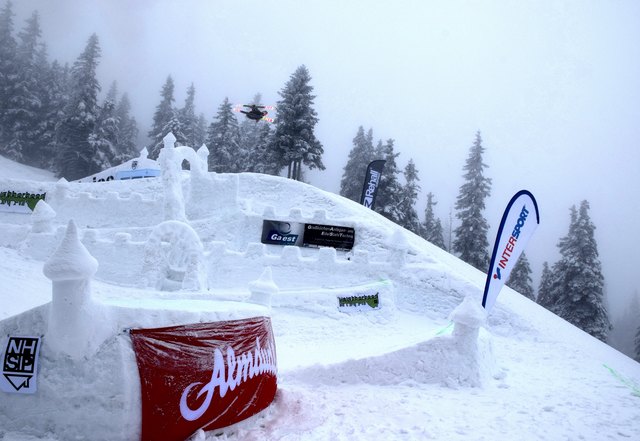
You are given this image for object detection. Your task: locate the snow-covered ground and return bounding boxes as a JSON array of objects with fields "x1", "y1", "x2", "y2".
[{"x1": 1, "y1": 146, "x2": 639, "y2": 441}]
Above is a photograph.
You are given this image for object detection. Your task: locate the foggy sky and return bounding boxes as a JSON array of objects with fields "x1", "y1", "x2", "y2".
[{"x1": 11, "y1": 0, "x2": 640, "y2": 318}]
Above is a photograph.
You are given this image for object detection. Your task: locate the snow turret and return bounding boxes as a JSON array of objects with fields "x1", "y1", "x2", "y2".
[
  {"x1": 42, "y1": 220, "x2": 109, "y2": 359},
  {"x1": 158, "y1": 132, "x2": 187, "y2": 222},
  {"x1": 249, "y1": 267, "x2": 278, "y2": 307},
  {"x1": 30, "y1": 200, "x2": 56, "y2": 233},
  {"x1": 388, "y1": 229, "x2": 408, "y2": 267}
]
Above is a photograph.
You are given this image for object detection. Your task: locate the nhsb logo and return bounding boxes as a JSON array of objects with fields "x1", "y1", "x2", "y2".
[
  {"x1": 493, "y1": 205, "x2": 530, "y2": 280},
  {"x1": 1, "y1": 336, "x2": 41, "y2": 394}
]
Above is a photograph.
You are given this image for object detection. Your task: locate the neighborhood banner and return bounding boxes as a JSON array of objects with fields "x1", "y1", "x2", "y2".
[
  {"x1": 360, "y1": 160, "x2": 385, "y2": 209},
  {"x1": 482, "y1": 190, "x2": 540, "y2": 312},
  {"x1": 0, "y1": 191, "x2": 46, "y2": 214},
  {"x1": 130, "y1": 317, "x2": 278, "y2": 441},
  {"x1": 1, "y1": 335, "x2": 42, "y2": 394},
  {"x1": 261, "y1": 220, "x2": 355, "y2": 251}
]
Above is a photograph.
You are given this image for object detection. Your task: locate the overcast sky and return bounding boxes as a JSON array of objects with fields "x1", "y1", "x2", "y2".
[{"x1": 11, "y1": 0, "x2": 640, "y2": 318}]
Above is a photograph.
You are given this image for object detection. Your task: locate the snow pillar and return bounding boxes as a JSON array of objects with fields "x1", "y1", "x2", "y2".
[
  {"x1": 446, "y1": 296, "x2": 494, "y2": 386},
  {"x1": 30, "y1": 200, "x2": 56, "y2": 233},
  {"x1": 42, "y1": 220, "x2": 108, "y2": 359},
  {"x1": 158, "y1": 132, "x2": 187, "y2": 222},
  {"x1": 388, "y1": 229, "x2": 408, "y2": 267},
  {"x1": 249, "y1": 267, "x2": 278, "y2": 307}
]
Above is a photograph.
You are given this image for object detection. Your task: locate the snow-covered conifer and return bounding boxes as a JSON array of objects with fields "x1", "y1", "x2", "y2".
[
  {"x1": 206, "y1": 97, "x2": 240, "y2": 173},
  {"x1": 507, "y1": 252, "x2": 535, "y2": 300},
  {"x1": 0, "y1": 0, "x2": 17, "y2": 151},
  {"x1": 395, "y1": 159, "x2": 422, "y2": 235},
  {"x1": 546, "y1": 201, "x2": 611, "y2": 341},
  {"x1": 179, "y1": 83, "x2": 201, "y2": 148},
  {"x1": 635, "y1": 323, "x2": 640, "y2": 362},
  {"x1": 608, "y1": 292, "x2": 640, "y2": 359},
  {"x1": 54, "y1": 33, "x2": 102, "y2": 180},
  {"x1": 422, "y1": 192, "x2": 447, "y2": 250},
  {"x1": 536, "y1": 261, "x2": 555, "y2": 308},
  {"x1": 373, "y1": 139, "x2": 403, "y2": 223},
  {"x1": 147, "y1": 75, "x2": 176, "y2": 159},
  {"x1": 114, "y1": 92, "x2": 139, "y2": 161},
  {"x1": 340, "y1": 126, "x2": 375, "y2": 203},
  {"x1": 270, "y1": 65, "x2": 324, "y2": 180},
  {"x1": 453, "y1": 131, "x2": 492, "y2": 271}
]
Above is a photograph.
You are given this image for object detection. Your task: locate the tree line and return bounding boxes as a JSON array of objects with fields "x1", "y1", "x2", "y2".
[
  {"x1": 339, "y1": 128, "x2": 619, "y2": 347},
  {"x1": 0, "y1": 2, "x2": 324, "y2": 181},
  {"x1": 0, "y1": 1, "x2": 637, "y2": 360}
]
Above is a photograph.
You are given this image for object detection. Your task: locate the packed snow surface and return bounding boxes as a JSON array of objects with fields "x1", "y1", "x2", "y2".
[{"x1": 0, "y1": 150, "x2": 639, "y2": 441}]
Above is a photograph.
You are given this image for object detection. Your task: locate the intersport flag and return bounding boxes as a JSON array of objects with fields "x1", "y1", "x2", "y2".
[
  {"x1": 482, "y1": 190, "x2": 540, "y2": 312},
  {"x1": 360, "y1": 160, "x2": 385, "y2": 209}
]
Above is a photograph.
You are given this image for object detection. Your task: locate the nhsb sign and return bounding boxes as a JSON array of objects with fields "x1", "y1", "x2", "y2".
[{"x1": 1, "y1": 336, "x2": 42, "y2": 394}]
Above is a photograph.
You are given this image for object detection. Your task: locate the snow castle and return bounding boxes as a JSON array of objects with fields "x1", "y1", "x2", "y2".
[{"x1": 0, "y1": 132, "x2": 496, "y2": 440}]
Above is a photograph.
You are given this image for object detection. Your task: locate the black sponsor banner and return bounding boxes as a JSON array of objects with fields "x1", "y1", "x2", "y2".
[
  {"x1": 261, "y1": 220, "x2": 355, "y2": 251},
  {"x1": 360, "y1": 159, "x2": 385, "y2": 209},
  {"x1": 302, "y1": 223, "x2": 354, "y2": 251}
]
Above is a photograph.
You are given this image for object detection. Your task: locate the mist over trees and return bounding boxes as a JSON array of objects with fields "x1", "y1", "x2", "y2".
[{"x1": 0, "y1": 3, "x2": 140, "y2": 179}]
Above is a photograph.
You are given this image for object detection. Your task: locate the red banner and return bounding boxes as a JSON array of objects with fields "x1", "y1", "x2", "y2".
[{"x1": 130, "y1": 317, "x2": 278, "y2": 441}]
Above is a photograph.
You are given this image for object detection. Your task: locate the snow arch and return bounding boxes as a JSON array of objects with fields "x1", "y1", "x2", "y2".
[{"x1": 142, "y1": 220, "x2": 206, "y2": 291}]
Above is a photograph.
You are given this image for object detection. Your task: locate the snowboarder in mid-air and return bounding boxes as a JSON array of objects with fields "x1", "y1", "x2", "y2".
[{"x1": 235, "y1": 104, "x2": 275, "y2": 123}]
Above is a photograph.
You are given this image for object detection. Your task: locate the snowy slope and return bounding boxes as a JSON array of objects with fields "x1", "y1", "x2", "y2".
[{"x1": 0, "y1": 152, "x2": 639, "y2": 441}]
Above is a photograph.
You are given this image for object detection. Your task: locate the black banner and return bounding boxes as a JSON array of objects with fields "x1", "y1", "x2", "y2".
[
  {"x1": 261, "y1": 220, "x2": 355, "y2": 251},
  {"x1": 360, "y1": 160, "x2": 385, "y2": 209}
]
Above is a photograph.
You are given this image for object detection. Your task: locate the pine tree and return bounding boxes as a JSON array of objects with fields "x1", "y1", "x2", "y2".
[
  {"x1": 114, "y1": 92, "x2": 139, "y2": 161},
  {"x1": 147, "y1": 75, "x2": 176, "y2": 159},
  {"x1": 340, "y1": 126, "x2": 375, "y2": 203},
  {"x1": 395, "y1": 159, "x2": 422, "y2": 234},
  {"x1": 3, "y1": 11, "x2": 46, "y2": 164},
  {"x1": 635, "y1": 324, "x2": 640, "y2": 362},
  {"x1": 543, "y1": 201, "x2": 611, "y2": 341},
  {"x1": 179, "y1": 83, "x2": 200, "y2": 148},
  {"x1": 38, "y1": 59, "x2": 69, "y2": 170},
  {"x1": 271, "y1": 65, "x2": 324, "y2": 180},
  {"x1": 537, "y1": 261, "x2": 555, "y2": 308},
  {"x1": 608, "y1": 292, "x2": 640, "y2": 359},
  {"x1": 239, "y1": 93, "x2": 275, "y2": 174},
  {"x1": 195, "y1": 113, "x2": 207, "y2": 148},
  {"x1": 453, "y1": 131, "x2": 492, "y2": 271},
  {"x1": 373, "y1": 139, "x2": 403, "y2": 223},
  {"x1": 87, "y1": 82, "x2": 118, "y2": 170},
  {"x1": 0, "y1": 0, "x2": 17, "y2": 152},
  {"x1": 244, "y1": 122, "x2": 275, "y2": 175},
  {"x1": 422, "y1": 192, "x2": 446, "y2": 250},
  {"x1": 507, "y1": 252, "x2": 535, "y2": 300},
  {"x1": 206, "y1": 97, "x2": 240, "y2": 173},
  {"x1": 54, "y1": 33, "x2": 102, "y2": 180}
]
